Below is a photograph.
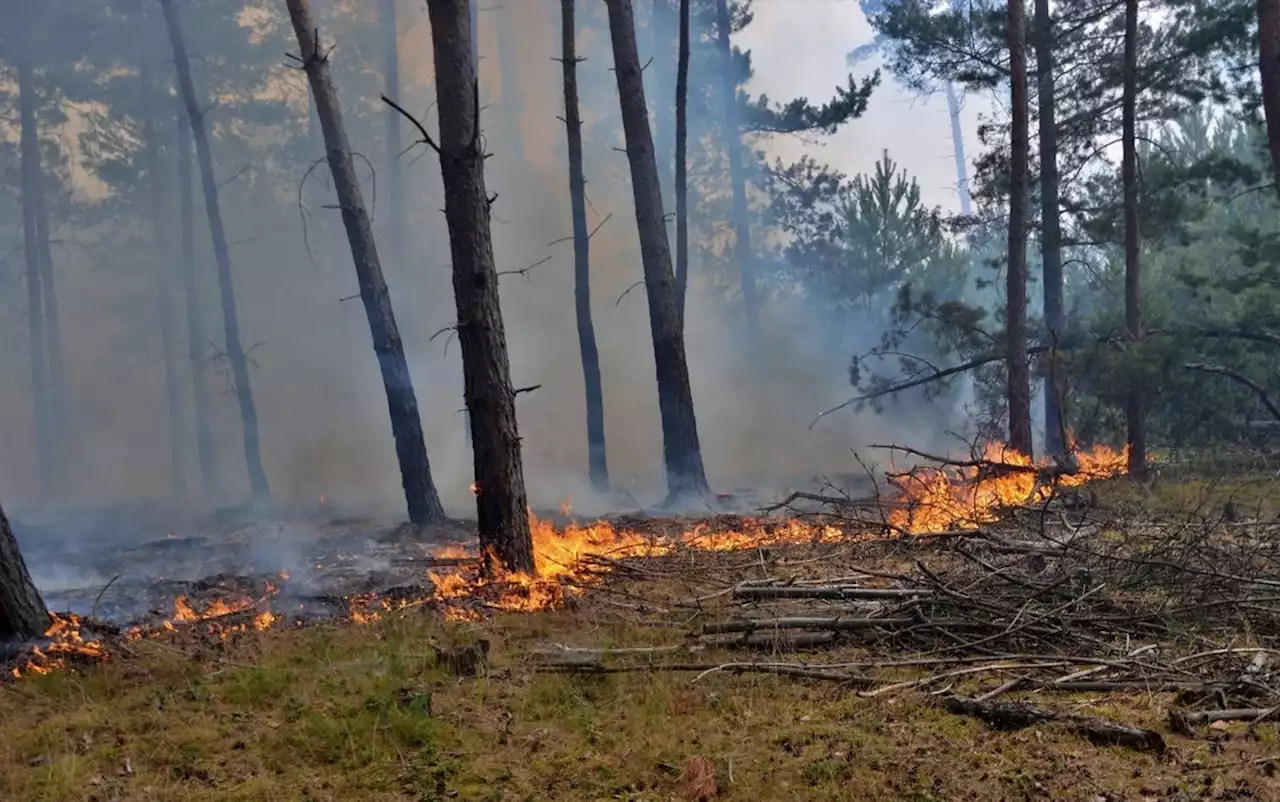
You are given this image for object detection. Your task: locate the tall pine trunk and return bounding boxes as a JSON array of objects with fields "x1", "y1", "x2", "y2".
[
  {"x1": 1122, "y1": 0, "x2": 1145, "y2": 478},
  {"x1": 943, "y1": 82, "x2": 972, "y2": 217},
  {"x1": 674, "y1": 0, "x2": 691, "y2": 321},
  {"x1": 0, "y1": 502, "x2": 48, "y2": 641},
  {"x1": 651, "y1": 0, "x2": 676, "y2": 202},
  {"x1": 604, "y1": 0, "x2": 710, "y2": 504},
  {"x1": 712, "y1": 0, "x2": 761, "y2": 346},
  {"x1": 141, "y1": 57, "x2": 189, "y2": 498},
  {"x1": 1259, "y1": 0, "x2": 1280, "y2": 196},
  {"x1": 379, "y1": 0, "x2": 406, "y2": 267},
  {"x1": 288, "y1": 0, "x2": 447, "y2": 524},
  {"x1": 559, "y1": 0, "x2": 609, "y2": 492},
  {"x1": 178, "y1": 105, "x2": 219, "y2": 498},
  {"x1": 425, "y1": 0, "x2": 535, "y2": 574},
  {"x1": 16, "y1": 17, "x2": 54, "y2": 496},
  {"x1": 160, "y1": 0, "x2": 271, "y2": 503},
  {"x1": 1033, "y1": 0, "x2": 1066, "y2": 457},
  {"x1": 35, "y1": 204, "x2": 66, "y2": 473},
  {"x1": 1005, "y1": 0, "x2": 1034, "y2": 457}
]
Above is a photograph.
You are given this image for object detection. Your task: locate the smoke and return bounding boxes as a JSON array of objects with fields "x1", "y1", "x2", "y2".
[{"x1": 0, "y1": 0, "x2": 968, "y2": 526}]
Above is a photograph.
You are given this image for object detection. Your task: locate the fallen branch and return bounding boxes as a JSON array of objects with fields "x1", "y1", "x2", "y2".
[
  {"x1": 731, "y1": 586, "x2": 929, "y2": 601},
  {"x1": 941, "y1": 694, "x2": 1166, "y2": 753}
]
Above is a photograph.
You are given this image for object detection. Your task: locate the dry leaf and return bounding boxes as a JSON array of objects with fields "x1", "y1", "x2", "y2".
[
  {"x1": 1209, "y1": 719, "x2": 1231, "y2": 731},
  {"x1": 677, "y1": 755, "x2": 718, "y2": 802}
]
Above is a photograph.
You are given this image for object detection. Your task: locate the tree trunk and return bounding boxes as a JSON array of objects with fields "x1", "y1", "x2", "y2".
[
  {"x1": 1005, "y1": 0, "x2": 1034, "y2": 457},
  {"x1": 497, "y1": 3, "x2": 523, "y2": 154},
  {"x1": 379, "y1": 0, "x2": 406, "y2": 268},
  {"x1": 1033, "y1": 0, "x2": 1066, "y2": 458},
  {"x1": 559, "y1": 0, "x2": 610, "y2": 493},
  {"x1": 177, "y1": 104, "x2": 220, "y2": 499},
  {"x1": 1122, "y1": 0, "x2": 1145, "y2": 478},
  {"x1": 944, "y1": 81, "x2": 972, "y2": 217},
  {"x1": 651, "y1": 0, "x2": 675, "y2": 202},
  {"x1": 141, "y1": 58, "x2": 189, "y2": 498},
  {"x1": 1259, "y1": 0, "x2": 1280, "y2": 197},
  {"x1": 15, "y1": 25, "x2": 54, "y2": 496},
  {"x1": 0, "y1": 503, "x2": 48, "y2": 641},
  {"x1": 160, "y1": 0, "x2": 271, "y2": 503},
  {"x1": 604, "y1": 0, "x2": 711, "y2": 504},
  {"x1": 35, "y1": 203, "x2": 67, "y2": 476},
  {"x1": 288, "y1": 0, "x2": 447, "y2": 524},
  {"x1": 712, "y1": 0, "x2": 761, "y2": 346},
  {"x1": 426, "y1": 0, "x2": 535, "y2": 574},
  {"x1": 674, "y1": 0, "x2": 691, "y2": 321}
]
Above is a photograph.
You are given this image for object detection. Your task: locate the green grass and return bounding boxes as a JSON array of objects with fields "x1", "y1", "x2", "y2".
[{"x1": 3, "y1": 605, "x2": 1279, "y2": 801}]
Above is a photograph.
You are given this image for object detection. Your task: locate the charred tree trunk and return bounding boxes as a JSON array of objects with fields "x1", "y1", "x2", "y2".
[
  {"x1": 0, "y1": 503, "x2": 48, "y2": 641},
  {"x1": 16, "y1": 21, "x2": 54, "y2": 496},
  {"x1": 651, "y1": 0, "x2": 676, "y2": 202},
  {"x1": 426, "y1": 0, "x2": 535, "y2": 573},
  {"x1": 177, "y1": 105, "x2": 219, "y2": 498},
  {"x1": 1005, "y1": 0, "x2": 1034, "y2": 457},
  {"x1": 674, "y1": 0, "x2": 691, "y2": 321},
  {"x1": 288, "y1": 0, "x2": 447, "y2": 524},
  {"x1": 160, "y1": 0, "x2": 271, "y2": 503},
  {"x1": 1033, "y1": 0, "x2": 1065, "y2": 457},
  {"x1": 604, "y1": 0, "x2": 710, "y2": 503},
  {"x1": 712, "y1": 0, "x2": 761, "y2": 346},
  {"x1": 141, "y1": 57, "x2": 189, "y2": 498},
  {"x1": 379, "y1": 0, "x2": 406, "y2": 267},
  {"x1": 559, "y1": 0, "x2": 610, "y2": 492},
  {"x1": 1259, "y1": 0, "x2": 1280, "y2": 196},
  {"x1": 1122, "y1": 0, "x2": 1145, "y2": 478}
]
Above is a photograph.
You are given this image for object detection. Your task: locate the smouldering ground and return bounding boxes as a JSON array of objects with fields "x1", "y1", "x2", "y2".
[
  {"x1": 3, "y1": 556, "x2": 1280, "y2": 798},
  {"x1": 6, "y1": 471, "x2": 1280, "y2": 801}
]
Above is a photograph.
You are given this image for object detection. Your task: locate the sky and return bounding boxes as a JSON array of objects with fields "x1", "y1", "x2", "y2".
[{"x1": 737, "y1": 0, "x2": 991, "y2": 214}]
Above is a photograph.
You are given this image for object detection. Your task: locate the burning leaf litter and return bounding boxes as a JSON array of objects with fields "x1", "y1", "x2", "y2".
[{"x1": 4, "y1": 438, "x2": 1130, "y2": 680}]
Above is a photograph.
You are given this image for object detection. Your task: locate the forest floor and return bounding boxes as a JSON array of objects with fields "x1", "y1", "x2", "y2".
[{"x1": 3, "y1": 473, "x2": 1280, "y2": 801}]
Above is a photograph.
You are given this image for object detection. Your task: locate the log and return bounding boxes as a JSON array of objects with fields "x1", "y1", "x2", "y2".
[
  {"x1": 941, "y1": 695, "x2": 1165, "y2": 753},
  {"x1": 733, "y1": 586, "x2": 928, "y2": 600}
]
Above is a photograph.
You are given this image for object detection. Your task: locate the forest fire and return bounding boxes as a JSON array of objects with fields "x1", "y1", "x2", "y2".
[
  {"x1": 3, "y1": 438, "x2": 1130, "y2": 681},
  {"x1": 886, "y1": 440, "x2": 1130, "y2": 532}
]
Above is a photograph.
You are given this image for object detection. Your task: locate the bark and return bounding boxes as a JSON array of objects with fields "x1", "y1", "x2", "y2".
[
  {"x1": 287, "y1": 0, "x2": 447, "y2": 524},
  {"x1": 0, "y1": 503, "x2": 48, "y2": 641},
  {"x1": 1033, "y1": 0, "x2": 1066, "y2": 457},
  {"x1": 141, "y1": 57, "x2": 189, "y2": 498},
  {"x1": 603, "y1": 0, "x2": 710, "y2": 503},
  {"x1": 426, "y1": 0, "x2": 535, "y2": 573},
  {"x1": 380, "y1": 0, "x2": 406, "y2": 267},
  {"x1": 160, "y1": 0, "x2": 271, "y2": 503},
  {"x1": 1122, "y1": 0, "x2": 1145, "y2": 478},
  {"x1": 944, "y1": 81, "x2": 972, "y2": 217},
  {"x1": 651, "y1": 0, "x2": 676, "y2": 202},
  {"x1": 15, "y1": 24, "x2": 54, "y2": 495},
  {"x1": 177, "y1": 104, "x2": 220, "y2": 498},
  {"x1": 1259, "y1": 0, "x2": 1280, "y2": 197},
  {"x1": 559, "y1": 0, "x2": 610, "y2": 492},
  {"x1": 674, "y1": 0, "x2": 691, "y2": 321},
  {"x1": 1005, "y1": 0, "x2": 1034, "y2": 457},
  {"x1": 712, "y1": 0, "x2": 761, "y2": 346}
]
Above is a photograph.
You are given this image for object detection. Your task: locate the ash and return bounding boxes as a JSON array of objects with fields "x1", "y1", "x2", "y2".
[{"x1": 9, "y1": 502, "x2": 478, "y2": 627}]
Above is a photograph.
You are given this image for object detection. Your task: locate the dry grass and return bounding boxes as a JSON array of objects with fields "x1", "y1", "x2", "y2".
[{"x1": 2, "y1": 598, "x2": 1279, "y2": 802}]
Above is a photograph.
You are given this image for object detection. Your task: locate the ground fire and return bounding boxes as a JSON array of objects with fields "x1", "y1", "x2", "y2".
[{"x1": 4, "y1": 438, "x2": 1128, "y2": 681}]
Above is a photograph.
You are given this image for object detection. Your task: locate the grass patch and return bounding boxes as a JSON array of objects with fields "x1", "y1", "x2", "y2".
[{"x1": 1, "y1": 605, "x2": 1277, "y2": 801}]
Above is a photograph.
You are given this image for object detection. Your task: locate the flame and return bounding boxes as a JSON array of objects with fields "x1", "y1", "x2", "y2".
[
  {"x1": 11, "y1": 435, "x2": 1130, "y2": 680},
  {"x1": 318, "y1": 493, "x2": 327, "y2": 506},
  {"x1": 885, "y1": 439, "x2": 1129, "y2": 533},
  {"x1": 469, "y1": 482, "x2": 480, "y2": 496},
  {"x1": 10, "y1": 613, "x2": 106, "y2": 679}
]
